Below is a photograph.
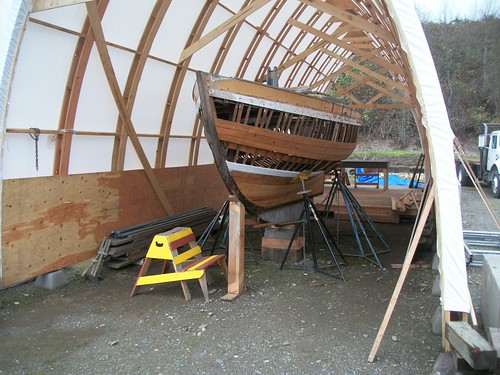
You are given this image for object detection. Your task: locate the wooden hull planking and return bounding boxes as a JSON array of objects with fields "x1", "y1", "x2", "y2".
[{"x1": 195, "y1": 71, "x2": 361, "y2": 214}]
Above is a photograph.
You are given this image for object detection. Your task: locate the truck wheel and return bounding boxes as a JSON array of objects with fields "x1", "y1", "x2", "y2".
[
  {"x1": 492, "y1": 171, "x2": 500, "y2": 198},
  {"x1": 457, "y1": 165, "x2": 472, "y2": 186}
]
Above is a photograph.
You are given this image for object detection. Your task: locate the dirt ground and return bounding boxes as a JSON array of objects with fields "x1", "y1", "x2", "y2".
[{"x1": 0, "y1": 184, "x2": 498, "y2": 375}]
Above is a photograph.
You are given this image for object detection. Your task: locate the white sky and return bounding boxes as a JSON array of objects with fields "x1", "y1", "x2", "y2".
[{"x1": 413, "y1": 0, "x2": 499, "y2": 21}]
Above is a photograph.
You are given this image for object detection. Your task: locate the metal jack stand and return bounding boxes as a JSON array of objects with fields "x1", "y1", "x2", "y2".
[
  {"x1": 325, "y1": 171, "x2": 390, "y2": 269},
  {"x1": 199, "y1": 198, "x2": 259, "y2": 264},
  {"x1": 280, "y1": 172, "x2": 347, "y2": 281}
]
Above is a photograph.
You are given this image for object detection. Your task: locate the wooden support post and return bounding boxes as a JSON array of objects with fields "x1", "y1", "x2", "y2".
[
  {"x1": 222, "y1": 196, "x2": 245, "y2": 301},
  {"x1": 368, "y1": 183, "x2": 435, "y2": 362}
]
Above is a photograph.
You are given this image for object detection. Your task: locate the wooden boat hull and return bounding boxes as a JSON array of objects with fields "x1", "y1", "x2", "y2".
[{"x1": 195, "y1": 71, "x2": 361, "y2": 214}]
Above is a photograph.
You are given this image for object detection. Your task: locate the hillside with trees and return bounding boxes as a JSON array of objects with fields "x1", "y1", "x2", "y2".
[{"x1": 357, "y1": 14, "x2": 499, "y2": 148}]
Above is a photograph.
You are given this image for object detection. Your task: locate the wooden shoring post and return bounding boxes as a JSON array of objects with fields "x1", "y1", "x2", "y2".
[
  {"x1": 221, "y1": 196, "x2": 246, "y2": 301},
  {"x1": 368, "y1": 181, "x2": 435, "y2": 363},
  {"x1": 85, "y1": 1, "x2": 173, "y2": 215}
]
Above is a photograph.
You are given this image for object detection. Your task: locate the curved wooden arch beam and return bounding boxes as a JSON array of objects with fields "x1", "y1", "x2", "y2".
[
  {"x1": 85, "y1": 1, "x2": 173, "y2": 214},
  {"x1": 321, "y1": 47, "x2": 408, "y2": 94},
  {"x1": 254, "y1": 3, "x2": 307, "y2": 83},
  {"x1": 307, "y1": 42, "x2": 353, "y2": 90},
  {"x1": 301, "y1": 0, "x2": 395, "y2": 44},
  {"x1": 280, "y1": 10, "x2": 332, "y2": 88},
  {"x1": 53, "y1": 0, "x2": 110, "y2": 176},
  {"x1": 295, "y1": 19, "x2": 338, "y2": 87},
  {"x1": 155, "y1": 1, "x2": 218, "y2": 168},
  {"x1": 288, "y1": 18, "x2": 406, "y2": 78},
  {"x1": 112, "y1": 0, "x2": 172, "y2": 171},
  {"x1": 178, "y1": 0, "x2": 273, "y2": 64},
  {"x1": 188, "y1": 1, "x2": 253, "y2": 166},
  {"x1": 307, "y1": 55, "x2": 353, "y2": 91},
  {"x1": 236, "y1": 0, "x2": 286, "y2": 79}
]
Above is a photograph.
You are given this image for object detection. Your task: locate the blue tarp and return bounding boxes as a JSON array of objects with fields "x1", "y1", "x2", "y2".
[{"x1": 355, "y1": 168, "x2": 424, "y2": 187}]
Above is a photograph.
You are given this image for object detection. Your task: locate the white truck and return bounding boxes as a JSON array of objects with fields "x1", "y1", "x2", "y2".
[{"x1": 457, "y1": 123, "x2": 500, "y2": 198}]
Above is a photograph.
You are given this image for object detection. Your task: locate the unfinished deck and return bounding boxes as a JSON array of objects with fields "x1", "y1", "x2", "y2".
[{"x1": 315, "y1": 184, "x2": 420, "y2": 223}]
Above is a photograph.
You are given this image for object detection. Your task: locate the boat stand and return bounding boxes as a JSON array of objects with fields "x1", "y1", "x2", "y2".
[
  {"x1": 323, "y1": 171, "x2": 391, "y2": 269},
  {"x1": 199, "y1": 198, "x2": 259, "y2": 265},
  {"x1": 279, "y1": 174, "x2": 346, "y2": 281}
]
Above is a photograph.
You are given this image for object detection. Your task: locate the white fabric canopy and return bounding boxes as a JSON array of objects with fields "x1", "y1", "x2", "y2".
[{"x1": 387, "y1": 1, "x2": 469, "y2": 313}]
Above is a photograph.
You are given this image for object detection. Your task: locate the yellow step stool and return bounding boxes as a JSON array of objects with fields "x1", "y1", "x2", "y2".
[{"x1": 130, "y1": 227, "x2": 227, "y2": 302}]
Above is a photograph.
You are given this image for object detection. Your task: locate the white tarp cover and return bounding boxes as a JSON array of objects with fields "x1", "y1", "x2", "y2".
[{"x1": 386, "y1": 1, "x2": 470, "y2": 313}]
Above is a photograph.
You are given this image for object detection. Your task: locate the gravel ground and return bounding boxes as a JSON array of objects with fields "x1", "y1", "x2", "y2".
[{"x1": 0, "y1": 184, "x2": 498, "y2": 375}]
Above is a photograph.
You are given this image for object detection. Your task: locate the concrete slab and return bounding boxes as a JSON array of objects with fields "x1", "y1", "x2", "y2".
[{"x1": 481, "y1": 255, "x2": 500, "y2": 331}]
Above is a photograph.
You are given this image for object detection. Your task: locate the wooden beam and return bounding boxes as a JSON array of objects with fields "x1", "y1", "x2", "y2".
[
  {"x1": 365, "y1": 80, "x2": 410, "y2": 104},
  {"x1": 445, "y1": 321, "x2": 497, "y2": 370},
  {"x1": 299, "y1": 0, "x2": 395, "y2": 43},
  {"x1": 113, "y1": 0, "x2": 172, "y2": 171},
  {"x1": 32, "y1": 0, "x2": 92, "y2": 12},
  {"x1": 178, "y1": 0, "x2": 272, "y2": 63},
  {"x1": 276, "y1": 25, "x2": 349, "y2": 75},
  {"x1": 85, "y1": 1, "x2": 174, "y2": 215},
  {"x1": 221, "y1": 196, "x2": 245, "y2": 301},
  {"x1": 308, "y1": 64, "x2": 351, "y2": 90},
  {"x1": 351, "y1": 103, "x2": 412, "y2": 109},
  {"x1": 368, "y1": 182, "x2": 435, "y2": 363},
  {"x1": 321, "y1": 47, "x2": 408, "y2": 94},
  {"x1": 288, "y1": 18, "x2": 405, "y2": 77}
]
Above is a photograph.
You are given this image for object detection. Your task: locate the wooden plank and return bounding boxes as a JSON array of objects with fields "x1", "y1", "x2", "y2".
[
  {"x1": 321, "y1": 48, "x2": 409, "y2": 94},
  {"x1": 299, "y1": 0, "x2": 395, "y2": 43},
  {"x1": 368, "y1": 183, "x2": 435, "y2": 362},
  {"x1": 288, "y1": 18, "x2": 406, "y2": 77},
  {"x1": 85, "y1": 2, "x2": 173, "y2": 215},
  {"x1": 445, "y1": 321, "x2": 497, "y2": 370},
  {"x1": 211, "y1": 78, "x2": 362, "y2": 121},
  {"x1": 215, "y1": 118, "x2": 356, "y2": 162},
  {"x1": 32, "y1": 0, "x2": 92, "y2": 12},
  {"x1": 178, "y1": 0, "x2": 272, "y2": 63},
  {"x1": 231, "y1": 170, "x2": 324, "y2": 210},
  {"x1": 222, "y1": 196, "x2": 245, "y2": 301}
]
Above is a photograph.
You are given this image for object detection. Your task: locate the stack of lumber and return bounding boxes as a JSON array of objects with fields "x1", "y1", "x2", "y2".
[{"x1": 104, "y1": 207, "x2": 216, "y2": 269}]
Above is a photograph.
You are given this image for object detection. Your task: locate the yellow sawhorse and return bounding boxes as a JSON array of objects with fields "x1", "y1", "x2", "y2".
[{"x1": 130, "y1": 227, "x2": 227, "y2": 302}]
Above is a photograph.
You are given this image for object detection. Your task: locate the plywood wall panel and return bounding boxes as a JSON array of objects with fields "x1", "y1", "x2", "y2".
[{"x1": 1, "y1": 164, "x2": 227, "y2": 287}]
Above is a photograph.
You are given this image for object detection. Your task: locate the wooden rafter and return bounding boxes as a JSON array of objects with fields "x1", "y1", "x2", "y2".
[
  {"x1": 254, "y1": 2, "x2": 308, "y2": 82},
  {"x1": 112, "y1": 0, "x2": 172, "y2": 171},
  {"x1": 300, "y1": 0, "x2": 395, "y2": 43},
  {"x1": 85, "y1": 1, "x2": 174, "y2": 214},
  {"x1": 321, "y1": 47, "x2": 408, "y2": 94},
  {"x1": 53, "y1": 0, "x2": 110, "y2": 176},
  {"x1": 308, "y1": 62, "x2": 352, "y2": 90},
  {"x1": 178, "y1": 0, "x2": 273, "y2": 63},
  {"x1": 238, "y1": 0, "x2": 285, "y2": 79},
  {"x1": 351, "y1": 103, "x2": 411, "y2": 109},
  {"x1": 156, "y1": 1, "x2": 219, "y2": 168},
  {"x1": 288, "y1": 18, "x2": 405, "y2": 76},
  {"x1": 334, "y1": 74, "x2": 371, "y2": 97}
]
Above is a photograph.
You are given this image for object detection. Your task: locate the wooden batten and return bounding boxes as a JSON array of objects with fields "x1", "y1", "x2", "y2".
[{"x1": 1, "y1": 164, "x2": 227, "y2": 287}]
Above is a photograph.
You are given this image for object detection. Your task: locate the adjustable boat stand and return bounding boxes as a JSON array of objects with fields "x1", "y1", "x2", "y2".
[
  {"x1": 323, "y1": 170, "x2": 390, "y2": 269},
  {"x1": 279, "y1": 174, "x2": 346, "y2": 281},
  {"x1": 199, "y1": 198, "x2": 259, "y2": 264}
]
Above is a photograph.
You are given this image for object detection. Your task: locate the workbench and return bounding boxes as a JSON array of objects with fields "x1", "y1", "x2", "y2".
[{"x1": 339, "y1": 160, "x2": 390, "y2": 191}]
